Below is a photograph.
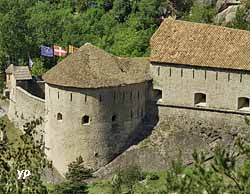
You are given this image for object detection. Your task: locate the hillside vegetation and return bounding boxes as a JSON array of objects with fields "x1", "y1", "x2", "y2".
[{"x1": 0, "y1": 0, "x2": 249, "y2": 79}]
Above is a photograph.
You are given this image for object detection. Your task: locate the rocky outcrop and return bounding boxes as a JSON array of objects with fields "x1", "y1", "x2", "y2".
[
  {"x1": 215, "y1": 0, "x2": 242, "y2": 24},
  {"x1": 214, "y1": 5, "x2": 240, "y2": 24}
]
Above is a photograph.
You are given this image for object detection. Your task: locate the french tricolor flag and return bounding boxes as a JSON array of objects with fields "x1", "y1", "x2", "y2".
[{"x1": 53, "y1": 45, "x2": 67, "y2": 57}]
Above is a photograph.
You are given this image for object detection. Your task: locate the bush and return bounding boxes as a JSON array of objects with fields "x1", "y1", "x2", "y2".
[
  {"x1": 111, "y1": 165, "x2": 144, "y2": 194},
  {"x1": 147, "y1": 173, "x2": 159, "y2": 180}
]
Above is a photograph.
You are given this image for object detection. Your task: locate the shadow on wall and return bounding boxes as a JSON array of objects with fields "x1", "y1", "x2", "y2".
[
  {"x1": 17, "y1": 77, "x2": 45, "y2": 99},
  {"x1": 126, "y1": 82, "x2": 159, "y2": 148}
]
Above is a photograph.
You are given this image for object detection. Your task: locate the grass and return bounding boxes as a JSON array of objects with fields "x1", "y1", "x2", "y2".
[{"x1": 87, "y1": 171, "x2": 167, "y2": 194}]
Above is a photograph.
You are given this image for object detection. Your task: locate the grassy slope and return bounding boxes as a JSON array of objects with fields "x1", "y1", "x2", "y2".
[{"x1": 87, "y1": 172, "x2": 167, "y2": 194}]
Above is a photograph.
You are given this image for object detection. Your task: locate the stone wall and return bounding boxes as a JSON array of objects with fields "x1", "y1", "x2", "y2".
[
  {"x1": 45, "y1": 82, "x2": 150, "y2": 175},
  {"x1": 94, "y1": 105, "x2": 250, "y2": 178},
  {"x1": 151, "y1": 63, "x2": 250, "y2": 112},
  {"x1": 8, "y1": 86, "x2": 45, "y2": 137}
]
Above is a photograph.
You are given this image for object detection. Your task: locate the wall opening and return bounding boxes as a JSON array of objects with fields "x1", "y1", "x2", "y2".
[
  {"x1": 70, "y1": 93, "x2": 72, "y2": 101},
  {"x1": 57, "y1": 113, "x2": 62, "y2": 121},
  {"x1": 112, "y1": 115, "x2": 117, "y2": 122},
  {"x1": 152, "y1": 89, "x2": 162, "y2": 102},
  {"x1": 194, "y1": 93, "x2": 207, "y2": 107},
  {"x1": 82, "y1": 115, "x2": 90, "y2": 125},
  {"x1": 238, "y1": 97, "x2": 250, "y2": 111}
]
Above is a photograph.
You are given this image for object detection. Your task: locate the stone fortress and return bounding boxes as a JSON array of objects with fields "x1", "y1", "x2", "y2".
[{"x1": 5, "y1": 18, "x2": 250, "y2": 176}]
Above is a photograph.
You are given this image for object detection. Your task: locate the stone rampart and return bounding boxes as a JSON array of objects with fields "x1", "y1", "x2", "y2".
[
  {"x1": 94, "y1": 105, "x2": 250, "y2": 178},
  {"x1": 8, "y1": 86, "x2": 45, "y2": 137}
]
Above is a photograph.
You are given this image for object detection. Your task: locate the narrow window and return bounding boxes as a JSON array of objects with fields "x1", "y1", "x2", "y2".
[
  {"x1": 138, "y1": 90, "x2": 140, "y2": 101},
  {"x1": 57, "y1": 113, "x2": 62, "y2": 121},
  {"x1": 193, "y1": 70, "x2": 195, "y2": 79},
  {"x1": 58, "y1": 91, "x2": 59, "y2": 99},
  {"x1": 216, "y1": 72, "x2": 218, "y2": 80},
  {"x1": 130, "y1": 91, "x2": 132, "y2": 101},
  {"x1": 112, "y1": 115, "x2": 117, "y2": 122},
  {"x1": 85, "y1": 95, "x2": 87, "y2": 103},
  {"x1": 99, "y1": 95, "x2": 102, "y2": 102},
  {"x1": 194, "y1": 93, "x2": 207, "y2": 107},
  {"x1": 240, "y1": 74, "x2": 242, "y2": 83},
  {"x1": 130, "y1": 110, "x2": 133, "y2": 119},
  {"x1": 228, "y1": 73, "x2": 230, "y2": 82},
  {"x1": 70, "y1": 93, "x2": 72, "y2": 101},
  {"x1": 181, "y1": 68, "x2": 183, "y2": 77},
  {"x1": 157, "y1": 67, "x2": 160, "y2": 76},
  {"x1": 169, "y1": 68, "x2": 172, "y2": 77},
  {"x1": 122, "y1": 92, "x2": 125, "y2": 103},
  {"x1": 113, "y1": 91, "x2": 116, "y2": 102},
  {"x1": 205, "y1": 70, "x2": 207, "y2": 80},
  {"x1": 238, "y1": 97, "x2": 250, "y2": 111},
  {"x1": 82, "y1": 115, "x2": 90, "y2": 125}
]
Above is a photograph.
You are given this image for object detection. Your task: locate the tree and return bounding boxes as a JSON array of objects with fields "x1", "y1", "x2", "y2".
[
  {"x1": 65, "y1": 156, "x2": 93, "y2": 182},
  {"x1": 0, "y1": 117, "x2": 49, "y2": 194},
  {"x1": 50, "y1": 156, "x2": 91, "y2": 194},
  {"x1": 31, "y1": 58, "x2": 47, "y2": 76}
]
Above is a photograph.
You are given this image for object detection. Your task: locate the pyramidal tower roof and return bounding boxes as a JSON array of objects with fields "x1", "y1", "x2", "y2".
[{"x1": 43, "y1": 43, "x2": 151, "y2": 88}]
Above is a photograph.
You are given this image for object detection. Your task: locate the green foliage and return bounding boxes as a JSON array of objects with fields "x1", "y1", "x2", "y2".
[
  {"x1": 185, "y1": 4, "x2": 216, "y2": 24},
  {"x1": 0, "y1": 0, "x2": 198, "y2": 73},
  {"x1": 65, "y1": 156, "x2": 93, "y2": 182},
  {"x1": 111, "y1": 165, "x2": 145, "y2": 194},
  {"x1": 0, "y1": 117, "x2": 49, "y2": 194},
  {"x1": 49, "y1": 156, "x2": 92, "y2": 194},
  {"x1": 31, "y1": 58, "x2": 47, "y2": 76},
  {"x1": 49, "y1": 181, "x2": 88, "y2": 194}
]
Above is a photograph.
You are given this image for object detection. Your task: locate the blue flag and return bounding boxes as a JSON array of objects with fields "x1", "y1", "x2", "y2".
[{"x1": 41, "y1": 46, "x2": 53, "y2": 57}]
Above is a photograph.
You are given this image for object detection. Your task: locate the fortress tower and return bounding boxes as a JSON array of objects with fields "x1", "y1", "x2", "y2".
[{"x1": 42, "y1": 43, "x2": 152, "y2": 174}]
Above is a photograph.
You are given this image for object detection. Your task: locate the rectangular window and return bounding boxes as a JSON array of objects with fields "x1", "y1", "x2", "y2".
[
  {"x1": 99, "y1": 95, "x2": 102, "y2": 102},
  {"x1": 193, "y1": 70, "x2": 195, "y2": 79},
  {"x1": 216, "y1": 72, "x2": 218, "y2": 80},
  {"x1": 157, "y1": 67, "x2": 160, "y2": 76},
  {"x1": 240, "y1": 74, "x2": 242, "y2": 82},
  {"x1": 85, "y1": 95, "x2": 87, "y2": 103},
  {"x1": 228, "y1": 73, "x2": 230, "y2": 82},
  {"x1": 58, "y1": 91, "x2": 59, "y2": 99},
  {"x1": 194, "y1": 93, "x2": 207, "y2": 107},
  {"x1": 70, "y1": 93, "x2": 72, "y2": 101},
  {"x1": 238, "y1": 97, "x2": 250, "y2": 111},
  {"x1": 181, "y1": 68, "x2": 183, "y2": 77},
  {"x1": 169, "y1": 68, "x2": 172, "y2": 77},
  {"x1": 205, "y1": 70, "x2": 207, "y2": 80}
]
